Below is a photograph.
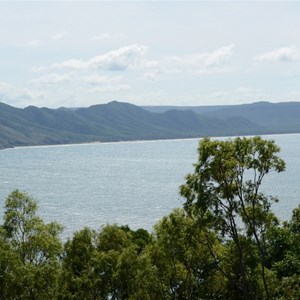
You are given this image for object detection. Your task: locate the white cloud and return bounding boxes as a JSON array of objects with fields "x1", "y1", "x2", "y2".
[
  {"x1": 164, "y1": 44, "x2": 235, "y2": 70},
  {"x1": 21, "y1": 88, "x2": 45, "y2": 101},
  {"x1": 140, "y1": 44, "x2": 235, "y2": 79},
  {"x1": 204, "y1": 44, "x2": 235, "y2": 67},
  {"x1": 91, "y1": 33, "x2": 110, "y2": 41},
  {"x1": 40, "y1": 44, "x2": 148, "y2": 72},
  {"x1": 0, "y1": 82, "x2": 25, "y2": 99},
  {"x1": 31, "y1": 73, "x2": 73, "y2": 85},
  {"x1": 0, "y1": 81, "x2": 46, "y2": 107},
  {"x1": 255, "y1": 46, "x2": 300, "y2": 62},
  {"x1": 52, "y1": 31, "x2": 69, "y2": 41},
  {"x1": 33, "y1": 44, "x2": 234, "y2": 82},
  {"x1": 89, "y1": 44, "x2": 147, "y2": 71}
]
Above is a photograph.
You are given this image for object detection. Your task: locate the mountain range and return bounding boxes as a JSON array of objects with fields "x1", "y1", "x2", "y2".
[{"x1": 0, "y1": 100, "x2": 299, "y2": 149}]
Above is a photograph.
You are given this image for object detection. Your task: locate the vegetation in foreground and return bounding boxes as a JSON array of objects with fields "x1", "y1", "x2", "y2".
[{"x1": 0, "y1": 137, "x2": 299, "y2": 299}]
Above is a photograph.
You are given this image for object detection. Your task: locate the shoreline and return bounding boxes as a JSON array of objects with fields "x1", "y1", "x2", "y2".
[{"x1": 3, "y1": 131, "x2": 300, "y2": 151}]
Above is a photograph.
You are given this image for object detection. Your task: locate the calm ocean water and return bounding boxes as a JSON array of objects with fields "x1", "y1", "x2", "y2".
[{"x1": 0, "y1": 134, "x2": 299, "y2": 238}]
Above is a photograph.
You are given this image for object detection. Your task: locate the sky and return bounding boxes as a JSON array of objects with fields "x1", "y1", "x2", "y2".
[{"x1": 1, "y1": 1, "x2": 300, "y2": 108}]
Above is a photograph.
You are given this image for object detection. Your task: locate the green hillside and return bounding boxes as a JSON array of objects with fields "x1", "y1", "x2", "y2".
[
  {"x1": 1, "y1": 100, "x2": 296, "y2": 149},
  {"x1": 143, "y1": 101, "x2": 300, "y2": 134}
]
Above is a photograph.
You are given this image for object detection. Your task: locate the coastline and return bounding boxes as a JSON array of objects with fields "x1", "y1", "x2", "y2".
[{"x1": 4, "y1": 131, "x2": 300, "y2": 151}]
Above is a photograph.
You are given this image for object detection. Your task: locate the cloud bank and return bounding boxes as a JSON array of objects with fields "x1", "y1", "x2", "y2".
[
  {"x1": 255, "y1": 46, "x2": 300, "y2": 62},
  {"x1": 48, "y1": 44, "x2": 148, "y2": 71}
]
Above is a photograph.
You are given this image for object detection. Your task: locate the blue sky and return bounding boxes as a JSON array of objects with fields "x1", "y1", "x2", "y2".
[{"x1": 1, "y1": 1, "x2": 300, "y2": 108}]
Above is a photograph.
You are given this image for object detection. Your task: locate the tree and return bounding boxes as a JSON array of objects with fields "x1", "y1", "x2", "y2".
[
  {"x1": 1, "y1": 190, "x2": 63, "y2": 299},
  {"x1": 269, "y1": 205, "x2": 300, "y2": 299},
  {"x1": 180, "y1": 136, "x2": 285, "y2": 299},
  {"x1": 61, "y1": 227, "x2": 99, "y2": 300},
  {"x1": 61, "y1": 224, "x2": 152, "y2": 300},
  {"x1": 94, "y1": 224, "x2": 136, "y2": 299},
  {"x1": 147, "y1": 208, "x2": 221, "y2": 299}
]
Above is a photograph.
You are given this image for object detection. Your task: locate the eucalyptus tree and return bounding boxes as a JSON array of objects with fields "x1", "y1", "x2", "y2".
[
  {"x1": 180, "y1": 137, "x2": 285, "y2": 299},
  {"x1": 61, "y1": 227, "x2": 99, "y2": 300},
  {"x1": 147, "y1": 208, "x2": 222, "y2": 299},
  {"x1": 1, "y1": 190, "x2": 63, "y2": 299},
  {"x1": 61, "y1": 224, "x2": 153, "y2": 300}
]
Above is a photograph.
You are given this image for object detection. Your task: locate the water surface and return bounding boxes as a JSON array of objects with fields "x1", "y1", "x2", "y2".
[{"x1": 0, "y1": 134, "x2": 299, "y2": 237}]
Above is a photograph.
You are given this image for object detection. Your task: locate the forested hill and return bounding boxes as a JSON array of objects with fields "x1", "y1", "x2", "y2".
[
  {"x1": 0, "y1": 100, "x2": 298, "y2": 149},
  {"x1": 143, "y1": 101, "x2": 300, "y2": 133}
]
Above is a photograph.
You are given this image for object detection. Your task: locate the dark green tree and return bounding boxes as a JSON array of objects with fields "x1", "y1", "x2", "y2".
[
  {"x1": 146, "y1": 208, "x2": 221, "y2": 299},
  {"x1": 180, "y1": 137, "x2": 285, "y2": 299},
  {"x1": 60, "y1": 227, "x2": 99, "y2": 299},
  {"x1": 94, "y1": 224, "x2": 136, "y2": 299},
  {"x1": 0, "y1": 227, "x2": 21, "y2": 298},
  {"x1": 61, "y1": 224, "x2": 153, "y2": 300},
  {"x1": 269, "y1": 205, "x2": 300, "y2": 298}
]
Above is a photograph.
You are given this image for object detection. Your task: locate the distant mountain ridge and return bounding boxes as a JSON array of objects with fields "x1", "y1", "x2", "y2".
[{"x1": 0, "y1": 100, "x2": 298, "y2": 149}]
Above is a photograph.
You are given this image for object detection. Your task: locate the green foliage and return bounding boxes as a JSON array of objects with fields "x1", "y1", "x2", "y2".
[
  {"x1": 289, "y1": 204, "x2": 300, "y2": 234},
  {"x1": 180, "y1": 136, "x2": 285, "y2": 299},
  {"x1": 147, "y1": 208, "x2": 221, "y2": 299},
  {"x1": 60, "y1": 227, "x2": 98, "y2": 299},
  {"x1": 269, "y1": 205, "x2": 300, "y2": 298},
  {"x1": 120, "y1": 226, "x2": 152, "y2": 253},
  {"x1": 0, "y1": 190, "x2": 63, "y2": 299},
  {"x1": 60, "y1": 224, "x2": 154, "y2": 300}
]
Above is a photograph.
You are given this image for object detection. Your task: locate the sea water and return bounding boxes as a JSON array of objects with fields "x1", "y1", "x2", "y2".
[{"x1": 0, "y1": 134, "x2": 299, "y2": 238}]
